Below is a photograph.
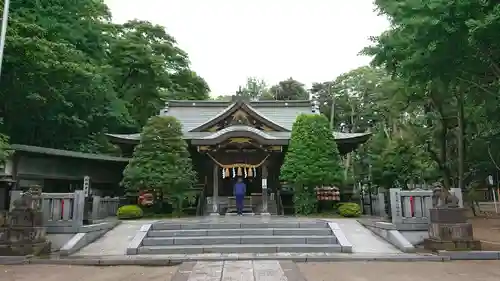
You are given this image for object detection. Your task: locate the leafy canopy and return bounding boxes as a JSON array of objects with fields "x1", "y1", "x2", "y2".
[
  {"x1": 0, "y1": 0, "x2": 210, "y2": 153},
  {"x1": 121, "y1": 116, "x2": 196, "y2": 208},
  {"x1": 281, "y1": 114, "x2": 342, "y2": 186},
  {"x1": 280, "y1": 114, "x2": 342, "y2": 214}
]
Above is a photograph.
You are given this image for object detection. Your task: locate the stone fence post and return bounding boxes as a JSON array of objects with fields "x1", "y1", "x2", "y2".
[{"x1": 72, "y1": 190, "x2": 85, "y2": 230}]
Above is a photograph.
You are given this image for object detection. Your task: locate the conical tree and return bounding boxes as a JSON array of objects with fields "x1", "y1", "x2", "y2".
[
  {"x1": 122, "y1": 116, "x2": 196, "y2": 213},
  {"x1": 280, "y1": 114, "x2": 342, "y2": 214}
]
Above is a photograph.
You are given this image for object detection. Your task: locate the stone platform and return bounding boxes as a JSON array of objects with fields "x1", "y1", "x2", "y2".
[
  {"x1": 424, "y1": 208, "x2": 481, "y2": 251},
  {"x1": 69, "y1": 216, "x2": 401, "y2": 260},
  {"x1": 128, "y1": 216, "x2": 346, "y2": 255}
]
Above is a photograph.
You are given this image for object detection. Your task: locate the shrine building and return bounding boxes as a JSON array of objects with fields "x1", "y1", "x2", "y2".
[{"x1": 106, "y1": 97, "x2": 371, "y2": 215}]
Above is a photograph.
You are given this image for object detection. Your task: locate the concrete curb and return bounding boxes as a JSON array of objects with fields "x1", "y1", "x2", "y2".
[
  {"x1": 326, "y1": 222, "x2": 353, "y2": 253},
  {"x1": 59, "y1": 221, "x2": 122, "y2": 256},
  {"x1": 438, "y1": 250, "x2": 500, "y2": 260},
  {"x1": 126, "y1": 223, "x2": 152, "y2": 255},
  {"x1": 0, "y1": 253, "x2": 450, "y2": 265},
  {"x1": 358, "y1": 220, "x2": 415, "y2": 253}
]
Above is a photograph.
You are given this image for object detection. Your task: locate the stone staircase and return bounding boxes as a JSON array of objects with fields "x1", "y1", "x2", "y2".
[{"x1": 136, "y1": 219, "x2": 342, "y2": 255}]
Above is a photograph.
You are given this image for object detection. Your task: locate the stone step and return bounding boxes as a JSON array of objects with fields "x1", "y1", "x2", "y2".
[
  {"x1": 151, "y1": 221, "x2": 329, "y2": 230},
  {"x1": 138, "y1": 244, "x2": 342, "y2": 254},
  {"x1": 142, "y1": 235, "x2": 338, "y2": 246},
  {"x1": 225, "y1": 207, "x2": 254, "y2": 213},
  {"x1": 148, "y1": 228, "x2": 333, "y2": 237},
  {"x1": 225, "y1": 212, "x2": 256, "y2": 216}
]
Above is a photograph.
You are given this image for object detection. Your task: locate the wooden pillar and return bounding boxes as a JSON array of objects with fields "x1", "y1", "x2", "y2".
[
  {"x1": 261, "y1": 160, "x2": 270, "y2": 215},
  {"x1": 210, "y1": 163, "x2": 219, "y2": 215}
]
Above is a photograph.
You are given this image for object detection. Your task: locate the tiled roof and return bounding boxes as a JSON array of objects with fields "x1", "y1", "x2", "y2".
[
  {"x1": 160, "y1": 100, "x2": 313, "y2": 132},
  {"x1": 10, "y1": 144, "x2": 130, "y2": 162},
  {"x1": 105, "y1": 131, "x2": 371, "y2": 142},
  {"x1": 106, "y1": 100, "x2": 372, "y2": 144}
]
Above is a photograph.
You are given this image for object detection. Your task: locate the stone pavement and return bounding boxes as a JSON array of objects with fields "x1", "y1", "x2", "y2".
[
  {"x1": 179, "y1": 260, "x2": 293, "y2": 281},
  {"x1": 3, "y1": 260, "x2": 500, "y2": 281},
  {"x1": 76, "y1": 220, "x2": 157, "y2": 256},
  {"x1": 323, "y1": 219, "x2": 400, "y2": 253}
]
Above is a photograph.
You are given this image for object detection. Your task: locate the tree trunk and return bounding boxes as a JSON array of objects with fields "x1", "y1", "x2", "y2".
[{"x1": 457, "y1": 89, "x2": 465, "y2": 191}]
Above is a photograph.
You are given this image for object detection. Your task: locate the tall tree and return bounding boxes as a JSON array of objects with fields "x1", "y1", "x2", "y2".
[
  {"x1": 121, "y1": 116, "x2": 196, "y2": 214},
  {"x1": 268, "y1": 78, "x2": 309, "y2": 100},
  {"x1": 237, "y1": 77, "x2": 270, "y2": 101},
  {"x1": 363, "y1": 0, "x2": 500, "y2": 194},
  {"x1": 0, "y1": 0, "x2": 210, "y2": 153},
  {"x1": 280, "y1": 114, "x2": 343, "y2": 214},
  {"x1": 107, "y1": 20, "x2": 208, "y2": 129}
]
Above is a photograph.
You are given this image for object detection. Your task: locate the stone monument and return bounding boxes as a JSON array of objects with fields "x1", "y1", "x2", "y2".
[
  {"x1": 423, "y1": 183, "x2": 481, "y2": 251},
  {"x1": 0, "y1": 185, "x2": 51, "y2": 256}
]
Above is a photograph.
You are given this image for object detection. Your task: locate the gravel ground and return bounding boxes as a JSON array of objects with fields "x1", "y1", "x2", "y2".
[
  {"x1": 298, "y1": 261, "x2": 500, "y2": 281},
  {"x1": 0, "y1": 264, "x2": 179, "y2": 281}
]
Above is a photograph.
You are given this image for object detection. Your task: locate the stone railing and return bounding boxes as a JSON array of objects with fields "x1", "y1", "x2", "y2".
[
  {"x1": 10, "y1": 191, "x2": 120, "y2": 233},
  {"x1": 389, "y1": 188, "x2": 463, "y2": 230},
  {"x1": 10, "y1": 190, "x2": 86, "y2": 233},
  {"x1": 91, "y1": 196, "x2": 120, "y2": 221},
  {"x1": 360, "y1": 192, "x2": 387, "y2": 217}
]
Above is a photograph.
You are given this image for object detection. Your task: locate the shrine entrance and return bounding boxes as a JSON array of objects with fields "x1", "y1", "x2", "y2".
[
  {"x1": 194, "y1": 131, "x2": 285, "y2": 215},
  {"x1": 220, "y1": 170, "x2": 262, "y2": 196}
]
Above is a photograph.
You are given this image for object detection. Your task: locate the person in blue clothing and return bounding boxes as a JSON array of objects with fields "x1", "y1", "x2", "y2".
[{"x1": 233, "y1": 177, "x2": 246, "y2": 216}]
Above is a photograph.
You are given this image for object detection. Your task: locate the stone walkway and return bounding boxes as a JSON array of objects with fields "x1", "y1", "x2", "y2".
[
  {"x1": 322, "y1": 219, "x2": 400, "y2": 253},
  {"x1": 73, "y1": 217, "x2": 400, "y2": 257},
  {"x1": 181, "y1": 260, "x2": 291, "y2": 281},
  {"x1": 76, "y1": 220, "x2": 157, "y2": 256},
  {"x1": 4, "y1": 261, "x2": 500, "y2": 281}
]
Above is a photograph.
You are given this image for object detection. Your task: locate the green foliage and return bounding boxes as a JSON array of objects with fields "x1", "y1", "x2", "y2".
[
  {"x1": 228, "y1": 77, "x2": 308, "y2": 101},
  {"x1": 116, "y1": 205, "x2": 144, "y2": 219},
  {"x1": 0, "y1": 0, "x2": 209, "y2": 153},
  {"x1": 338, "y1": 203, "x2": 361, "y2": 218},
  {"x1": 268, "y1": 78, "x2": 309, "y2": 100},
  {"x1": 121, "y1": 116, "x2": 196, "y2": 213},
  {"x1": 280, "y1": 114, "x2": 343, "y2": 214},
  {"x1": 0, "y1": 133, "x2": 11, "y2": 165},
  {"x1": 358, "y1": 0, "x2": 500, "y2": 192}
]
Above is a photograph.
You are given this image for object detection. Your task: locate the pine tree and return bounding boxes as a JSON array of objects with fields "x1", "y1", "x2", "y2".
[
  {"x1": 280, "y1": 114, "x2": 342, "y2": 214},
  {"x1": 121, "y1": 116, "x2": 196, "y2": 213}
]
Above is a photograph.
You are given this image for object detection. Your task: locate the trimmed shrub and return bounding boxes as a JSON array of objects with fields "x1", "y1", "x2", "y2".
[
  {"x1": 121, "y1": 116, "x2": 196, "y2": 214},
  {"x1": 280, "y1": 114, "x2": 343, "y2": 215},
  {"x1": 117, "y1": 205, "x2": 144, "y2": 219},
  {"x1": 338, "y1": 202, "x2": 361, "y2": 217}
]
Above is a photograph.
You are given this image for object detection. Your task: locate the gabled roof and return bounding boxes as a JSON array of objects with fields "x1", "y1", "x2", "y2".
[
  {"x1": 160, "y1": 100, "x2": 313, "y2": 132},
  {"x1": 106, "y1": 131, "x2": 371, "y2": 143},
  {"x1": 190, "y1": 101, "x2": 289, "y2": 132}
]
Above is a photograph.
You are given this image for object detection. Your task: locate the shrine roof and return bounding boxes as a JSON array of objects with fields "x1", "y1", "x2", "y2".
[
  {"x1": 160, "y1": 100, "x2": 314, "y2": 132},
  {"x1": 105, "y1": 131, "x2": 371, "y2": 143},
  {"x1": 106, "y1": 99, "x2": 372, "y2": 147}
]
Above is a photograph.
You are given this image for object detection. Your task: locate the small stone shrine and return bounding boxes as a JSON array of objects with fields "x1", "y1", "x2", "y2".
[
  {"x1": 0, "y1": 185, "x2": 51, "y2": 256},
  {"x1": 423, "y1": 183, "x2": 481, "y2": 251}
]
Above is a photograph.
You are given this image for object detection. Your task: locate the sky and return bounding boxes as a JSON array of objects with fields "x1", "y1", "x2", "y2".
[{"x1": 104, "y1": 0, "x2": 390, "y2": 96}]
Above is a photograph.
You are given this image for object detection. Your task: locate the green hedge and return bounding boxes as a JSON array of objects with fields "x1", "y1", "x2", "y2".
[
  {"x1": 338, "y1": 202, "x2": 361, "y2": 217},
  {"x1": 117, "y1": 205, "x2": 144, "y2": 219}
]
